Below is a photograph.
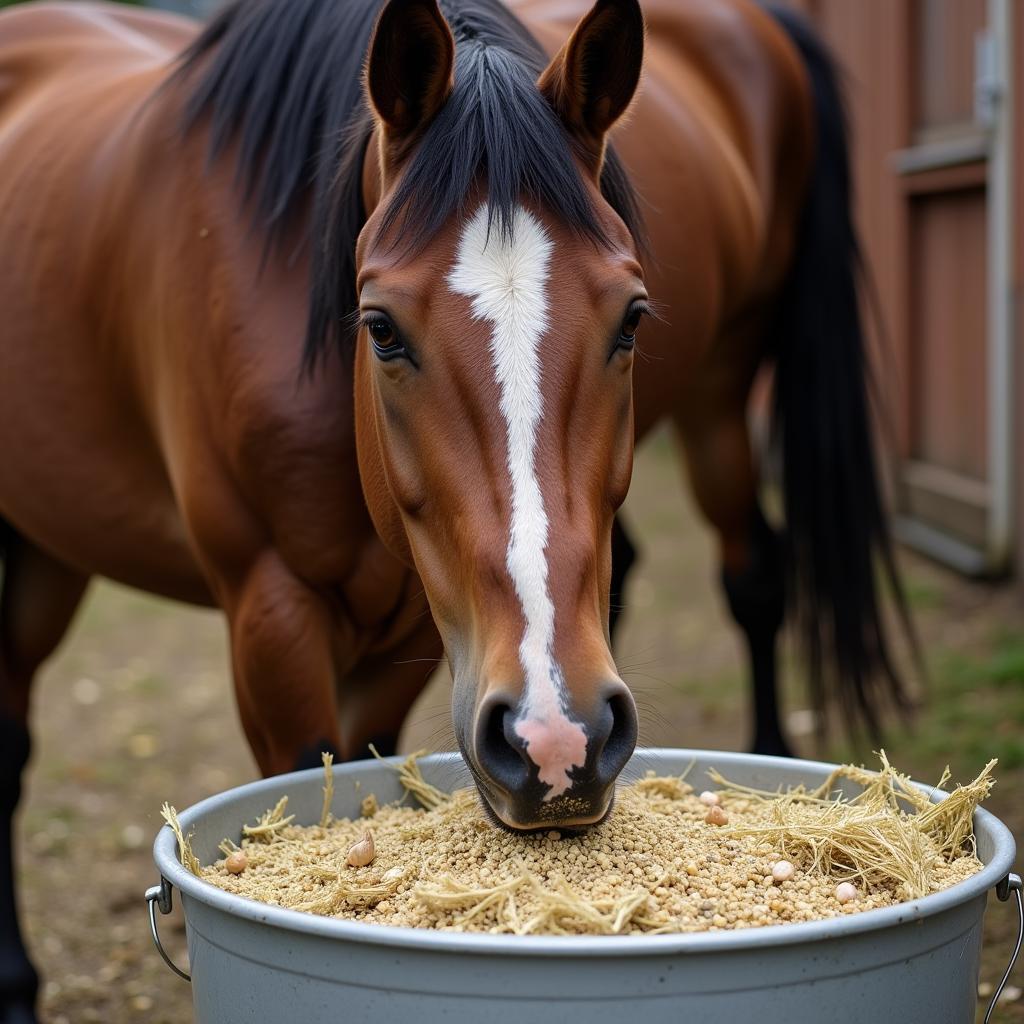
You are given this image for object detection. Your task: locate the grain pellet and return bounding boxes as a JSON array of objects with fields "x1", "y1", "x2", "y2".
[
  {"x1": 771, "y1": 860, "x2": 795, "y2": 883},
  {"x1": 835, "y1": 882, "x2": 857, "y2": 904}
]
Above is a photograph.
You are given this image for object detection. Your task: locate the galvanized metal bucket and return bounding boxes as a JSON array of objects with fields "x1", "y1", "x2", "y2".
[{"x1": 148, "y1": 749, "x2": 1021, "y2": 1024}]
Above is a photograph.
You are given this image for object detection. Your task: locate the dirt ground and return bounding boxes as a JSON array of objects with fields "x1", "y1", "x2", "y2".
[{"x1": 15, "y1": 430, "x2": 1024, "y2": 1023}]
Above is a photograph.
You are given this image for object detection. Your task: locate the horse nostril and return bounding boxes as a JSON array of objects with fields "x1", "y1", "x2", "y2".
[
  {"x1": 595, "y1": 688, "x2": 638, "y2": 780},
  {"x1": 476, "y1": 698, "x2": 531, "y2": 792},
  {"x1": 472, "y1": 684, "x2": 636, "y2": 811}
]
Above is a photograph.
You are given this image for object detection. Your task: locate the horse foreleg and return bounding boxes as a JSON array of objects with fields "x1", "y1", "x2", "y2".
[
  {"x1": 0, "y1": 531, "x2": 89, "y2": 1024},
  {"x1": 674, "y1": 412, "x2": 793, "y2": 758},
  {"x1": 720, "y1": 505, "x2": 792, "y2": 757},
  {"x1": 222, "y1": 550, "x2": 343, "y2": 776},
  {"x1": 335, "y1": 613, "x2": 443, "y2": 760}
]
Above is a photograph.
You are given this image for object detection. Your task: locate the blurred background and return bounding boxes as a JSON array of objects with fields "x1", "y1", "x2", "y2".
[{"x1": 1, "y1": 0, "x2": 1021, "y2": 1021}]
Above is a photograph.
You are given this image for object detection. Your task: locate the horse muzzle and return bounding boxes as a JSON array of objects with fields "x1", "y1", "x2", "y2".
[{"x1": 467, "y1": 681, "x2": 638, "y2": 831}]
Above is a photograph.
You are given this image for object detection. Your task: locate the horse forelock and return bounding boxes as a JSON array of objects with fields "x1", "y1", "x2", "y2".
[{"x1": 172, "y1": 0, "x2": 644, "y2": 373}]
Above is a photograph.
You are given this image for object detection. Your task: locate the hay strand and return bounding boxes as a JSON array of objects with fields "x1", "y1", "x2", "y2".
[
  {"x1": 711, "y1": 754, "x2": 998, "y2": 899},
  {"x1": 294, "y1": 867, "x2": 406, "y2": 915},
  {"x1": 369, "y1": 744, "x2": 448, "y2": 810},
  {"x1": 319, "y1": 751, "x2": 335, "y2": 828},
  {"x1": 916, "y1": 758, "x2": 997, "y2": 858},
  {"x1": 160, "y1": 803, "x2": 200, "y2": 875},
  {"x1": 218, "y1": 837, "x2": 240, "y2": 858},
  {"x1": 633, "y1": 773, "x2": 694, "y2": 801},
  {"x1": 414, "y1": 873, "x2": 651, "y2": 935},
  {"x1": 242, "y1": 796, "x2": 295, "y2": 842}
]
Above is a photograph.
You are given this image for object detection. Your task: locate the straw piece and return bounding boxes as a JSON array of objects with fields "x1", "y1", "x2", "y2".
[
  {"x1": 416, "y1": 874, "x2": 530, "y2": 928},
  {"x1": 218, "y1": 837, "x2": 241, "y2": 858},
  {"x1": 633, "y1": 775, "x2": 693, "y2": 802},
  {"x1": 916, "y1": 759, "x2": 997, "y2": 858},
  {"x1": 369, "y1": 744, "x2": 449, "y2": 810},
  {"x1": 712, "y1": 755, "x2": 998, "y2": 900},
  {"x1": 319, "y1": 752, "x2": 335, "y2": 828},
  {"x1": 294, "y1": 871, "x2": 405, "y2": 915},
  {"x1": 412, "y1": 872, "x2": 653, "y2": 936},
  {"x1": 161, "y1": 803, "x2": 200, "y2": 875},
  {"x1": 519, "y1": 876, "x2": 650, "y2": 936},
  {"x1": 242, "y1": 796, "x2": 295, "y2": 841}
]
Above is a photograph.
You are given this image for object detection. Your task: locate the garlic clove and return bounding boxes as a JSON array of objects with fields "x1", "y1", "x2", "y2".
[
  {"x1": 225, "y1": 851, "x2": 248, "y2": 875},
  {"x1": 704, "y1": 805, "x2": 729, "y2": 826},
  {"x1": 346, "y1": 829, "x2": 376, "y2": 867}
]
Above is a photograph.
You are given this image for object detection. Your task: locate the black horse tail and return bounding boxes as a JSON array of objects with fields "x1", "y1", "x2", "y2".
[{"x1": 767, "y1": 8, "x2": 913, "y2": 738}]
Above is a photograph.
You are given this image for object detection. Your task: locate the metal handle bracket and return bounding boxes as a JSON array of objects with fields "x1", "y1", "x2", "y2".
[
  {"x1": 146, "y1": 877, "x2": 192, "y2": 982},
  {"x1": 985, "y1": 872, "x2": 1022, "y2": 1023}
]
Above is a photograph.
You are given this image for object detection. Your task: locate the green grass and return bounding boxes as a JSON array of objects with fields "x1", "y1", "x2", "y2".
[
  {"x1": 927, "y1": 632, "x2": 1024, "y2": 771},
  {"x1": 830, "y1": 628, "x2": 1024, "y2": 782},
  {"x1": 983, "y1": 629, "x2": 1024, "y2": 686},
  {"x1": 902, "y1": 574, "x2": 945, "y2": 612}
]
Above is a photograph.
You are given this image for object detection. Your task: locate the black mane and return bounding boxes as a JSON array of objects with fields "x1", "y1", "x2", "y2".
[{"x1": 174, "y1": 0, "x2": 645, "y2": 369}]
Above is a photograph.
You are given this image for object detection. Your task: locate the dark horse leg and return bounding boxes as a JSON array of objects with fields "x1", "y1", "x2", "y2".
[
  {"x1": 609, "y1": 514, "x2": 637, "y2": 643},
  {"x1": 0, "y1": 526, "x2": 89, "y2": 1024},
  {"x1": 675, "y1": 410, "x2": 793, "y2": 758},
  {"x1": 720, "y1": 506, "x2": 793, "y2": 757}
]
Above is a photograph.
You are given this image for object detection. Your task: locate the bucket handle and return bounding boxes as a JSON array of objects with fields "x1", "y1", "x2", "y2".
[
  {"x1": 985, "y1": 872, "x2": 1022, "y2": 1024},
  {"x1": 145, "y1": 877, "x2": 192, "y2": 982}
]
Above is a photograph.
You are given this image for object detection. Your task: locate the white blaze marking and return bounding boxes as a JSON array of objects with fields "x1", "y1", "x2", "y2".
[{"x1": 448, "y1": 205, "x2": 588, "y2": 800}]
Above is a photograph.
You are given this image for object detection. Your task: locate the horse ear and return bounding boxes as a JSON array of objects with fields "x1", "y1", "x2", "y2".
[
  {"x1": 537, "y1": 0, "x2": 644, "y2": 170},
  {"x1": 366, "y1": 0, "x2": 455, "y2": 157}
]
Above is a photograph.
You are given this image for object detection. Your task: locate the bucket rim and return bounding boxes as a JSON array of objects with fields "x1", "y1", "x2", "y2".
[{"x1": 153, "y1": 747, "x2": 1016, "y2": 957}]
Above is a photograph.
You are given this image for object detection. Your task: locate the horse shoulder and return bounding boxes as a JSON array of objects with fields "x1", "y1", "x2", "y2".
[{"x1": 154, "y1": 235, "x2": 410, "y2": 633}]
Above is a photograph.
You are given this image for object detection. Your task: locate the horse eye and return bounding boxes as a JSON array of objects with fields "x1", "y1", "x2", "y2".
[
  {"x1": 365, "y1": 315, "x2": 406, "y2": 360},
  {"x1": 618, "y1": 304, "x2": 645, "y2": 347},
  {"x1": 368, "y1": 318, "x2": 394, "y2": 346}
]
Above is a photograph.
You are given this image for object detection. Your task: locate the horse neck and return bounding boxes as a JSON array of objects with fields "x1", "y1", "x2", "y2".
[{"x1": 85, "y1": 75, "x2": 359, "y2": 532}]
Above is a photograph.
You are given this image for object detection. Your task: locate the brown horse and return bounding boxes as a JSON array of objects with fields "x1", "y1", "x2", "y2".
[{"x1": 0, "y1": 0, "x2": 909, "y2": 1017}]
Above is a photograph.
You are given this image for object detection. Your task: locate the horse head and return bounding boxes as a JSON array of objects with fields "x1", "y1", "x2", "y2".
[{"x1": 353, "y1": 0, "x2": 647, "y2": 829}]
